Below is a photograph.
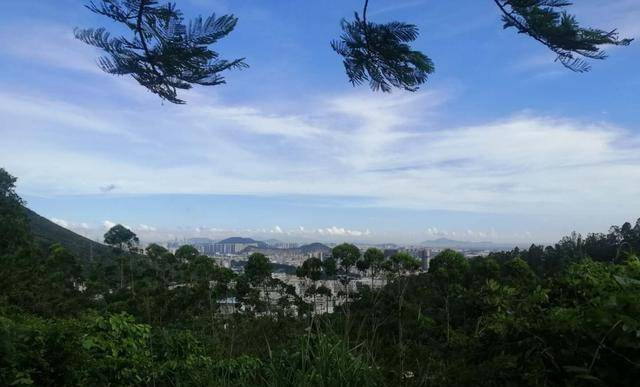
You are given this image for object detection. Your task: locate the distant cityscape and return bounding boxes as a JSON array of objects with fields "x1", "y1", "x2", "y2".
[{"x1": 162, "y1": 235, "x2": 514, "y2": 271}]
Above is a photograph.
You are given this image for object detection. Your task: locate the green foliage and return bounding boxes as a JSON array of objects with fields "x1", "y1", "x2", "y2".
[
  {"x1": 24, "y1": 207, "x2": 116, "y2": 265},
  {"x1": 75, "y1": 0, "x2": 247, "y2": 104},
  {"x1": 245, "y1": 253, "x2": 273, "y2": 285},
  {"x1": 331, "y1": 243, "x2": 361, "y2": 272},
  {"x1": 428, "y1": 248, "x2": 469, "y2": 282},
  {"x1": 82, "y1": 313, "x2": 154, "y2": 385},
  {"x1": 175, "y1": 244, "x2": 199, "y2": 262},
  {"x1": 495, "y1": 0, "x2": 633, "y2": 72},
  {"x1": 2, "y1": 170, "x2": 640, "y2": 385},
  {"x1": 0, "y1": 311, "x2": 86, "y2": 386},
  {"x1": 104, "y1": 224, "x2": 139, "y2": 253},
  {"x1": 363, "y1": 247, "x2": 384, "y2": 274},
  {"x1": 0, "y1": 168, "x2": 30, "y2": 256},
  {"x1": 297, "y1": 257, "x2": 324, "y2": 282},
  {"x1": 331, "y1": 0, "x2": 433, "y2": 92},
  {"x1": 263, "y1": 334, "x2": 383, "y2": 387},
  {"x1": 388, "y1": 251, "x2": 421, "y2": 275},
  {"x1": 72, "y1": 1, "x2": 632, "y2": 98}
]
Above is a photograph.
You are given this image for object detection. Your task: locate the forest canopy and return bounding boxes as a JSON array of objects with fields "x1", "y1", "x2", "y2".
[{"x1": 1, "y1": 167, "x2": 639, "y2": 386}]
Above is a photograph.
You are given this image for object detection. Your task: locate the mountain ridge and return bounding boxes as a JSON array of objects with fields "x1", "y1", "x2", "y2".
[{"x1": 24, "y1": 207, "x2": 116, "y2": 263}]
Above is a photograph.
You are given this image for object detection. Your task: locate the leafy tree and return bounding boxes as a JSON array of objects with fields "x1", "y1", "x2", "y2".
[
  {"x1": 501, "y1": 256, "x2": 536, "y2": 288},
  {"x1": 104, "y1": 224, "x2": 139, "y2": 290},
  {"x1": 104, "y1": 224, "x2": 139, "y2": 253},
  {"x1": 145, "y1": 243, "x2": 177, "y2": 285},
  {"x1": 244, "y1": 253, "x2": 272, "y2": 285},
  {"x1": 76, "y1": 1, "x2": 632, "y2": 98},
  {"x1": 175, "y1": 244, "x2": 199, "y2": 263},
  {"x1": 297, "y1": 257, "x2": 323, "y2": 283},
  {"x1": 242, "y1": 253, "x2": 273, "y2": 313},
  {"x1": 332, "y1": 243, "x2": 361, "y2": 274},
  {"x1": 297, "y1": 257, "x2": 327, "y2": 314},
  {"x1": 428, "y1": 249, "x2": 470, "y2": 344},
  {"x1": 363, "y1": 247, "x2": 384, "y2": 274},
  {"x1": 495, "y1": 0, "x2": 633, "y2": 72},
  {"x1": 331, "y1": 0, "x2": 434, "y2": 92},
  {"x1": 322, "y1": 256, "x2": 338, "y2": 277},
  {"x1": 82, "y1": 313, "x2": 153, "y2": 385},
  {"x1": 75, "y1": 0, "x2": 247, "y2": 104},
  {"x1": 428, "y1": 249, "x2": 469, "y2": 283},
  {"x1": 388, "y1": 251, "x2": 421, "y2": 277},
  {"x1": 0, "y1": 168, "x2": 30, "y2": 256}
]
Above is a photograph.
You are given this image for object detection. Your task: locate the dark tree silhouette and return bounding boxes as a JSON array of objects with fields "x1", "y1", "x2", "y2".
[
  {"x1": 495, "y1": 0, "x2": 633, "y2": 72},
  {"x1": 74, "y1": 0, "x2": 247, "y2": 104},
  {"x1": 331, "y1": 0, "x2": 434, "y2": 92},
  {"x1": 0, "y1": 168, "x2": 30, "y2": 255},
  {"x1": 75, "y1": 0, "x2": 632, "y2": 98}
]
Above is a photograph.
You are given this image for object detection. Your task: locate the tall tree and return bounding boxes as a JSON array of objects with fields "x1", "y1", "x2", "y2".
[
  {"x1": 362, "y1": 247, "x2": 385, "y2": 287},
  {"x1": 0, "y1": 168, "x2": 30, "y2": 256},
  {"x1": 104, "y1": 224, "x2": 139, "y2": 290},
  {"x1": 174, "y1": 244, "x2": 199, "y2": 263},
  {"x1": 244, "y1": 253, "x2": 272, "y2": 285},
  {"x1": 243, "y1": 253, "x2": 273, "y2": 313},
  {"x1": 332, "y1": 243, "x2": 361, "y2": 308}
]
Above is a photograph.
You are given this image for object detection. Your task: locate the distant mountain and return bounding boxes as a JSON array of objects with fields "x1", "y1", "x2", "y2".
[
  {"x1": 24, "y1": 207, "x2": 116, "y2": 263},
  {"x1": 217, "y1": 237, "x2": 269, "y2": 248},
  {"x1": 421, "y1": 238, "x2": 513, "y2": 250},
  {"x1": 299, "y1": 242, "x2": 331, "y2": 254},
  {"x1": 242, "y1": 242, "x2": 331, "y2": 256}
]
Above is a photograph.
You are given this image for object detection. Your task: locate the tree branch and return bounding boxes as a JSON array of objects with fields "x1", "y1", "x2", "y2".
[
  {"x1": 492, "y1": 0, "x2": 551, "y2": 50},
  {"x1": 136, "y1": 0, "x2": 160, "y2": 77}
]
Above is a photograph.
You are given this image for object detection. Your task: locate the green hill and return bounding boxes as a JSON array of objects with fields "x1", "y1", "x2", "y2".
[{"x1": 24, "y1": 207, "x2": 116, "y2": 263}]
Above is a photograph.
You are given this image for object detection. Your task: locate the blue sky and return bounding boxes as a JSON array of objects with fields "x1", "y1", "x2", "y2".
[{"x1": 1, "y1": 0, "x2": 639, "y2": 244}]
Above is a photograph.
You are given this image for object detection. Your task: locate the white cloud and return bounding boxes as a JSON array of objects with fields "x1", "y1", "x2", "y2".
[
  {"x1": 317, "y1": 226, "x2": 371, "y2": 237},
  {"x1": 0, "y1": 23, "x2": 102, "y2": 74},
  {"x1": 3, "y1": 90, "x2": 640, "y2": 222},
  {"x1": 50, "y1": 217, "x2": 70, "y2": 228},
  {"x1": 573, "y1": 0, "x2": 640, "y2": 39},
  {"x1": 49, "y1": 217, "x2": 91, "y2": 238},
  {"x1": 103, "y1": 220, "x2": 117, "y2": 229},
  {"x1": 50, "y1": 217, "x2": 90, "y2": 230},
  {"x1": 425, "y1": 226, "x2": 499, "y2": 241},
  {"x1": 1, "y1": 16, "x2": 639, "y2": 242}
]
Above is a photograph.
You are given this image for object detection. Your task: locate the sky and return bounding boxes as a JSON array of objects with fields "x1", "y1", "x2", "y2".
[{"x1": 1, "y1": 0, "x2": 639, "y2": 245}]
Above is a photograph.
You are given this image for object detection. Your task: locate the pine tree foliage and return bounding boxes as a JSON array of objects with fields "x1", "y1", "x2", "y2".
[
  {"x1": 494, "y1": 0, "x2": 633, "y2": 72},
  {"x1": 74, "y1": 0, "x2": 247, "y2": 104},
  {"x1": 331, "y1": 0, "x2": 434, "y2": 92}
]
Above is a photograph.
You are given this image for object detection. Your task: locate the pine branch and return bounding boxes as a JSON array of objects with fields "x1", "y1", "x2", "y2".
[
  {"x1": 75, "y1": 0, "x2": 247, "y2": 104},
  {"x1": 494, "y1": 0, "x2": 633, "y2": 72},
  {"x1": 332, "y1": 0, "x2": 434, "y2": 92}
]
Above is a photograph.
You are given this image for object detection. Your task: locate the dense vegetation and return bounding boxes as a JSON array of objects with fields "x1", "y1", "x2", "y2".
[{"x1": 1, "y1": 167, "x2": 639, "y2": 386}]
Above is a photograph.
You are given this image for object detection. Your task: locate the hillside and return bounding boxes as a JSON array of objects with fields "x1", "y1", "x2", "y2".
[
  {"x1": 24, "y1": 207, "x2": 116, "y2": 263},
  {"x1": 298, "y1": 242, "x2": 331, "y2": 255},
  {"x1": 218, "y1": 237, "x2": 268, "y2": 248}
]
